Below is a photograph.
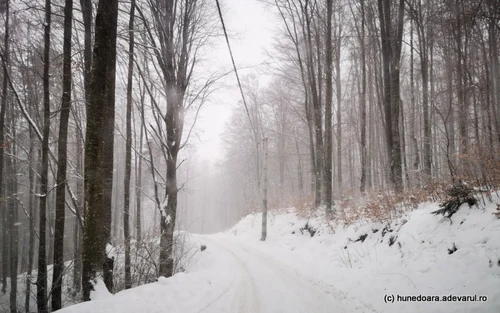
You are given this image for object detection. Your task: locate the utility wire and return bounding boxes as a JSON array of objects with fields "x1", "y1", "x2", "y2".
[{"x1": 215, "y1": 0, "x2": 257, "y2": 139}]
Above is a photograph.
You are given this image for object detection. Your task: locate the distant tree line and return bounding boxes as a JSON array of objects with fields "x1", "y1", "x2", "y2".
[{"x1": 219, "y1": 0, "x2": 500, "y2": 218}]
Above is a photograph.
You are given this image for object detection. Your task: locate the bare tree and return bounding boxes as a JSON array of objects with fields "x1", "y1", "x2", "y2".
[
  {"x1": 51, "y1": 0, "x2": 73, "y2": 309},
  {"x1": 0, "y1": 0, "x2": 9, "y2": 295},
  {"x1": 6, "y1": 88, "x2": 19, "y2": 313},
  {"x1": 82, "y1": 0, "x2": 119, "y2": 300},
  {"x1": 354, "y1": 0, "x2": 368, "y2": 192},
  {"x1": 378, "y1": 0, "x2": 405, "y2": 191},
  {"x1": 36, "y1": 0, "x2": 51, "y2": 310},
  {"x1": 123, "y1": 0, "x2": 136, "y2": 290},
  {"x1": 406, "y1": 0, "x2": 433, "y2": 179},
  {"x1": 135, "y1": 0, "x2": 213, "y2": 277},
  {"x1": 324, "y1": 0, "x2": 334, "y2": 207}
]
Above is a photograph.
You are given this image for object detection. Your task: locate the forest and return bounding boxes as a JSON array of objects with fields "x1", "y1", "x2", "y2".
[{"x1": 0, "y1": 0, "x2": 499, "y2": 312}]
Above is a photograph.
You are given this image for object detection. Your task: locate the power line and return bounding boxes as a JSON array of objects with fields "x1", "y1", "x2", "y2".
[{"x1": 215, "y1": 0, "x2": 257, "y2": 138}]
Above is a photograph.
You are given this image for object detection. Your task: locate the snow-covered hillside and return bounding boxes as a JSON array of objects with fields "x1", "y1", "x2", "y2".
[
  {"x1": 59, "y1": 197, "x2": 500, "y2": 313},
  {"x1": 229, "y1": 199, "x2": 500, "y2": 313}
]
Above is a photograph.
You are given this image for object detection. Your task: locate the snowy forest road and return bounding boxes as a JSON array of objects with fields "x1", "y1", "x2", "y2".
[
  {"x1": 199, "y1": 235, "x2": 349, "y2": 313},
  {"x1": 58, "y1": 233, "x2": 377, "y2": 313}
]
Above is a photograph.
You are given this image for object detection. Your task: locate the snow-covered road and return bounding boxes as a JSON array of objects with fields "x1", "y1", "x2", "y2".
[
  {"x1": 59, "y1": 233, "x2": 362, "y2": 313},
  {"x1": 200, "y1": 235, "x2": 347, "y2": 313}
]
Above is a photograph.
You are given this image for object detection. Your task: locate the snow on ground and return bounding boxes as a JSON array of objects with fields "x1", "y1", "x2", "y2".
[
  {"x1": 57, "y1": 196, "x2": 500, "y2": 313},
  {"x1": 229, "y1": 199, "x2": 500, "y2": 313},
  {"x1": 57, "y1": 235, "x2": 231, "y2": 313}
]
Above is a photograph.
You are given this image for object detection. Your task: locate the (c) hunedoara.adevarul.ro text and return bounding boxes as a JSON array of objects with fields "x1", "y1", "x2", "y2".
[{"x1": 384, "y1": 294, "x2": 488, "y2": 303}]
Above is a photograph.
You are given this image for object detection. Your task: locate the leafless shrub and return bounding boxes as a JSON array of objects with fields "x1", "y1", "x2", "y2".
[{"x1": 111, "y1": 228, "x2": 197, "y2": 293}]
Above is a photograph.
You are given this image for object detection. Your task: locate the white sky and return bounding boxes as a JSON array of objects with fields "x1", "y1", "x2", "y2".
[{"x1": 192, "y1": 0, "x2": 277, "y2": 160}]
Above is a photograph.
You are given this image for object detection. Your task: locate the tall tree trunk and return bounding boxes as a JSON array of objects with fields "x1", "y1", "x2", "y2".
[
  {"x1": 429, "y1": 29, "x2": 436, "y2": 177},
  {"x1": 20, "y1": 231, "x2": 27, "y2": 276},
  {"x1": 445, "y1": 45, "x2": 456, "y2": 177},
  {"x1": 335, "y1": 33, "x2": 342, "y2": 196},
  {"x1": 47, "y1": 203, "x2": 54, "y2": 269},
  {"x1": 480, "y1": 36, "x2": 494, "y2": 150},
  {"x1": 82, "y1": 0, "x2": 119, "y2": 300},
  {"x1": 359, "y1": 0, "x2": 368, "y2": 193},
  {"x1": 112, "y1": 183, "x2": 120, "y2": 240},
  {"x1": 159, "y1": 79, "x2": 184, "y2": 277},
  {"x1": 0, "y1": 0, "x2": 9, "y2": 296},
  {"x1": 80, "y1": 0, "x2": 92, "y2": 103},
  {"x1": 37, "y1": 0, "x2": 51, "y2": 310},
  {"x1": 304, "y1": 97, "x2": 315, "y2": 195},
  {"x1": 7, "y1": 104, "x2": 19, "y2": 313},
  {"x1": 455, "y1": 0, "x2": 467, "y2": 157},
  {"x1": 276, "y1": 111, "x2": 286, "y2": 201},
  {"x1": 378, "y1": 0, "x2": 404, "y2": 192},
  {"x1": 324, "y1": 0, "x2": 333, "y2": 207},
  {"x1": 411, "y1": 0, "x2": 432, "y2": 179},
  {"x1": 76, "y1": 4, "x2": 91, "y2": 280},
  {"x1": 102, "y1": 25, "x2": 118, "y2": 294},
  {"x1": 73, "y1": 131, "x2": 83, "y2": 292},
  {"x1": 25, "y1": 128, "x2": 36, "y2": 313},
  {"x1": 410, "y1": 18, "x2": 420, "y2": 185},
  {"x1": 76, "y1": 4, "x2": 92, "y2": 269},
  {"x1": 51, "y1": 0, "x2": 73, "y2": 309},
  {"x1": 400, "y1": 99, "x2": 410, "y2": 188},
  {"x1": 421, "y1": 38, "x2": 432, "y2": 179},
  {"x1": 304, "y1": 3, "x2": 323, "y2": 207},
  {"x1": 135, "y1": 112, "x2": 143, "y2": 244},
  {"x1": 149, "y1": 0, "x2": 194, "y2": 278},
  {"x1": 379, "y1": 0, "x2": 394, "y2": 188},
  {"x1": 367, "y1": 39, "x2": 375, "y2": 189},
  {"x1": 488, "y1": 1, "x2": 500, "y2": 145},
  {"x1": 294, "y1": 128, "x2": 304, "y2": 196},
  {"x1": 159, "y1": 146, "x2": 179, "y2": 277},
  {"x1": 123, "y1": 0, "x2": 135, "y2": 290}
]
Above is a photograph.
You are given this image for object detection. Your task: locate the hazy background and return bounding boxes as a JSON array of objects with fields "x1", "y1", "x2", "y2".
[{"x1": 166, "y1": 0, "x2": 276, "y2": 234}]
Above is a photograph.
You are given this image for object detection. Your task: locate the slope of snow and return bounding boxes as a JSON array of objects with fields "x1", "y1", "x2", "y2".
[
  {"x1": 229, "y1": 199, "x2": 500, "y2": 313},
  {"x1": 58, "y1": 234, "x2": 238, "y2": 313}
]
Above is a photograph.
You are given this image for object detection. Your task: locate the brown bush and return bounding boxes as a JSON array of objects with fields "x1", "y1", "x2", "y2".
[
  {"x1": 330, "y1": 181, "x2": 459, "y2": 225},
  {"x1": 291, "y1": 194, "x2": 315, "y2": 218}
]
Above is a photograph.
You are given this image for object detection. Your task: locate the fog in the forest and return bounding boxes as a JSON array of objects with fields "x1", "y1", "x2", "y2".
[{"x1": 2, "y1": 0, "x2": 500, "y2": 310}]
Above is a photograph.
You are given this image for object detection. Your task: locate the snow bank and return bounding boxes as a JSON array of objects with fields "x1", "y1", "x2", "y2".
[
  {"x1": 228, "y1": 198, "x2": 500, "y2": 313},
  {"x1": 57, "y1": 233, "x2": 237, "y2": 313},
  {"x1": 90, "y1": 279, "x2": 113, "y2": 301}
]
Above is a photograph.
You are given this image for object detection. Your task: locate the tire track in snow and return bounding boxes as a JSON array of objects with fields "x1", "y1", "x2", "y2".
[
  {"x1": 203, "y1": 237, "x2": 260, "y2": 313},
  {"x1": 228, "y1": 237, "x2": 379, "y2": 313},
  {"x1": 202, "y1": 235, "x2": 376, "y2": 313},
  {"x1": 197, "y1": 275, "x2": 236, "y2": 313},
  {"x1": 218, "y1": 238, "x2": 339, "y2": 313}
]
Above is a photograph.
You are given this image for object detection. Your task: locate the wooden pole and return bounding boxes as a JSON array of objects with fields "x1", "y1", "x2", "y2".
[{"x1": 261, "y1": 137, "x2": 268, "y2": 241}]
